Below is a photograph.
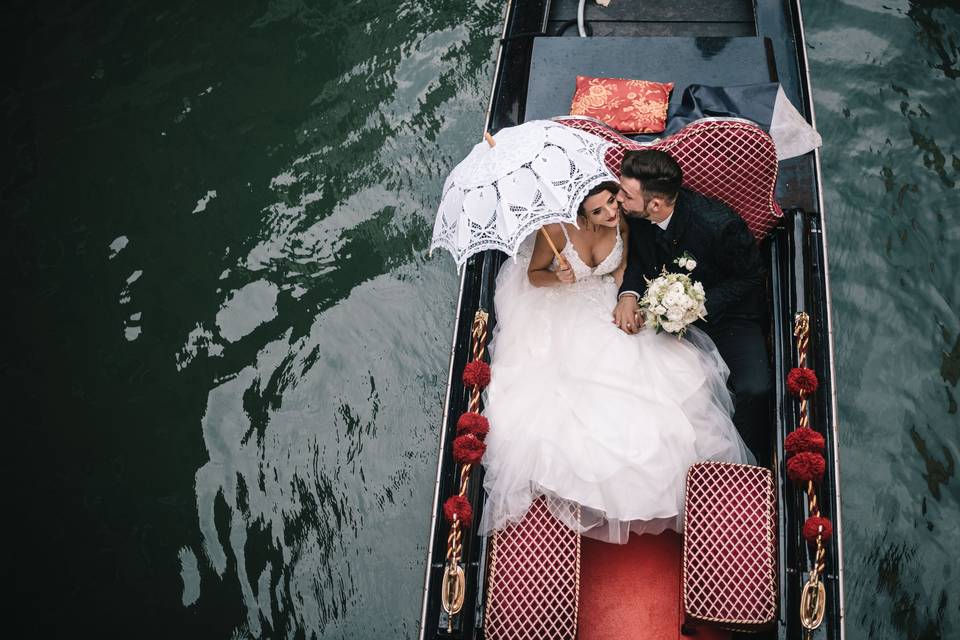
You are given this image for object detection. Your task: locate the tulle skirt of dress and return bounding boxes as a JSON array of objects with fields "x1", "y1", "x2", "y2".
[{"x1": 478, "y1": 253, "x2": 755, "y2": 544}]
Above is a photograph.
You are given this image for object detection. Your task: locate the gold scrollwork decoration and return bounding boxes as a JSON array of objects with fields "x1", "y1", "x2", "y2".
[{"x1": 800, "y1": 578, "x2": 826, "y2": 631}]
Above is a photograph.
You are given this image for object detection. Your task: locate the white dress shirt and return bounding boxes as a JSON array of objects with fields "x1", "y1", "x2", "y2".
[{"x1": 619, "y1": 213, "x2": 674, "y2": 301}]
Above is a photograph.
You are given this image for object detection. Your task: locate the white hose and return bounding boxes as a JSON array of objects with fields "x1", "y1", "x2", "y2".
[{"x1": 577, "y1": 0, "x2": 588, "y2": 37}]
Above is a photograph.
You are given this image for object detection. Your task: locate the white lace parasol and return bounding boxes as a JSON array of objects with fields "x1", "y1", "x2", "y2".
[{"x1": 430, "y1": 120, "x2": 616, "y2": 268}]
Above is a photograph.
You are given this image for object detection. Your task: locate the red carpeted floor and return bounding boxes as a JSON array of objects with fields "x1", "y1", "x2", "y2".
[{"x1": 578, "y1": 532, "x2": 729, "y2": 640}]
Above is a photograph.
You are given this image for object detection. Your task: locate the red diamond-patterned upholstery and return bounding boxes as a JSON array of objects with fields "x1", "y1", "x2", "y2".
[
  {"x1": 555, "y1": 116, "x2": 783, "y2": 241},
  {"x1": 484, "y1": 497, "x2": 580, "y2": 640},
  {"x1": 682, "y1": 461, "x2": 778, "y2": 631}
]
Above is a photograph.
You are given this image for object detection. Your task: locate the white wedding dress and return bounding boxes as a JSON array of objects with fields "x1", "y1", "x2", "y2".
[{"x1": 478, "y1": 225, "x2": 754, "y2": 544}]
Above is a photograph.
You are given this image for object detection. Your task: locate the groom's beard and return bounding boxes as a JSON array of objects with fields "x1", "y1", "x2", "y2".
[{"x1": 623, "y1": 205, "x2": 650, "y2": 220}]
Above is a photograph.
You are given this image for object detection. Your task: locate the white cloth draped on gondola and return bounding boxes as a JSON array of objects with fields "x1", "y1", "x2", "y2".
[{"x1": 478, "y1": 231, "x2": 755, "y2": 544}]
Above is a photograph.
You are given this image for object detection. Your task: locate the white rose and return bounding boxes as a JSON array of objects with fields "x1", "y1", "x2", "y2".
[
  {"x1": 653, "y1": 304, "x2": 667, "y2": 315},
  {"x1": 685, "y1": 259, "x2": 697, "y2": 271},
  {"x1": 683, "y1": 309, "x2": 699, "y2": 323},
  {"x1": 669, "y1": 282, "x2": 685, "y2": 295},
  {"x1": 677, "y1": 258, "x2": 689, "y2": 269},
  {"x1": 666, "y1": 307, "x2": 684, "y2": 322},
  {"x1": 662, "y1": 320, "x2": 683, "y2": 333}
]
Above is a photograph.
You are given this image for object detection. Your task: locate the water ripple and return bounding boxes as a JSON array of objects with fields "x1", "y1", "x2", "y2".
[
  {"x1": 179, "y1": 2, "x2": 500, "y2": 636},
  {"x1": 808, "y1": 1, "x2": 959, "y2": 637},
  {"x1": 14, "y1": 0, "x2": 958, "y2": 637}
]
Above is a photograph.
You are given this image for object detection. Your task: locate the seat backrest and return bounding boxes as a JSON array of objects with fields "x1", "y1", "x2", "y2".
[
  {"x1": 484, "y1": 497, "x2": 580, "y2": 640},
  {"x1": 556, "y1": 116, "x2": 783, "y2": 241}
]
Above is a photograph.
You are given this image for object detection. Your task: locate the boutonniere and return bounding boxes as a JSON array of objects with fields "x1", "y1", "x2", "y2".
[{"x1": 674, "y1": 251, "x2": 697, "y2": 272}]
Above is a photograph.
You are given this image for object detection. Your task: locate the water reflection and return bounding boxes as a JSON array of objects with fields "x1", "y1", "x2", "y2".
[
  {"x1": 192, "y1": 269, "x2": 450, "y2": 635},
  {"x1": 176, "y1": 3, "x2": 500, "y2": 636},
  {"x1": 8, "y1": 0, "x2": 957, "y2": 637},
  {"x1": 806, "y1": 1, "x2": 959, "y2": 638}
]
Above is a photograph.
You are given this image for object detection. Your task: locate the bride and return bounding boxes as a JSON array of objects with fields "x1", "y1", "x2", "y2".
[{"x1": 478, "y1": 179, "x2": 754, "y2": 544}]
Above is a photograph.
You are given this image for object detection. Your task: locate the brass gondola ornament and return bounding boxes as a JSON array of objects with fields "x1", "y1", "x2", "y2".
[
  {"x1": 788, "y1": 311, "x2": 830, "y2": 638},
  {"x1": 440, "y1": 309, "x2": 491, "y2": 631},
  {"x1": 800, "y1": 574, "x2": 826, "y2": 631},
  {"x1": 441, "y1": 562, "x2": 465, "y2": 618}
]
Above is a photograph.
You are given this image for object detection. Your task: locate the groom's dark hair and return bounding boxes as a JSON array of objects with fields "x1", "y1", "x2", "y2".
[{"x1": 621, "y1": 150, "x2": 682, "y2": 202}]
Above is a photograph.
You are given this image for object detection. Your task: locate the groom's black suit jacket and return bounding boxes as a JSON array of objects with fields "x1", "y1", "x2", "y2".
[{"x1": 619, "y1": 188, "x2": 766, "y2": 329}]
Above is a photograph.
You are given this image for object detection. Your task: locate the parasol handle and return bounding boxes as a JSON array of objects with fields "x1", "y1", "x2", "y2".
[
  {"x1": 539, "y1": 227, "x2": 569, "y2": 269},
  {"x1": 484, "y1": 131, "x2": 496, "y2": 147}
]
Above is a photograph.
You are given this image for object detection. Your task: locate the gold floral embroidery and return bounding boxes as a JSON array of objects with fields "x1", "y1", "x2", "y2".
[
  {"x1": 570, "y1": 79, "x2": 624, "y2": 114},
  {"x1": 623, "y1": 96, "x2": 669, "y2": 120},
  {"x1": 569, "y1": 76, "x2": 673, "y2": 134}
]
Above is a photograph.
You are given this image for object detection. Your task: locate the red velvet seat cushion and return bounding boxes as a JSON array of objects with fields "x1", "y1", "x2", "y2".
[{"x1": 569, "y1": 75, "x2": 674, "y2": 134}]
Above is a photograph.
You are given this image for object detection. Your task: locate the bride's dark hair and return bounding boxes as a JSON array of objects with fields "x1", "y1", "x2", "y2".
[{"x1": 577, "y1": 180, "x2": 621, "y2": 217}]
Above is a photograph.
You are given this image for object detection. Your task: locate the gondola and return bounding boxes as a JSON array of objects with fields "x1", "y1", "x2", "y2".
[{"x1": 420, "y1": 1, "x2": 844, "y2": 638}]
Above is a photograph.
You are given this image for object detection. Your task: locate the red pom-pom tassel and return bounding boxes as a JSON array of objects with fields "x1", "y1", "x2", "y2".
[
  {"x1": 453, "y1": 433, "x2": 486, "y2": 465},
  {"x1": 802, "y1": 516, "x2": 833, "y2": 543},
  {"x1": 443, "y1": 495, "x2": 473, "y2": 527},
  {"x1": 787, "y1": 367, "x2": 819, "y2": 396},
  {"x1": 462, "y1": 360, "x2": 492, "y2": 388},
  {"x1": 457, "y1": 412, "x2": 490, "y2": 440},
  {"x1": 784, "y1": 427, "x2": 826, "y2": 456},
  {"x1": 787, "y1": 451, "x2": 826, "y2": 483}
]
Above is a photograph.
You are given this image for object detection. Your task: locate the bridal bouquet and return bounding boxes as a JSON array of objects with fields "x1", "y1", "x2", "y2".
[{"x1": 639, "y1": 262, "x2": 707, "y2": 337}]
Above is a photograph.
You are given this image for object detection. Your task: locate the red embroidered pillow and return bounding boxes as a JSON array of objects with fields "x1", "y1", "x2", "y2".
[{"x1": 569, "y1": 75, "x2": 674, "y2": 134}]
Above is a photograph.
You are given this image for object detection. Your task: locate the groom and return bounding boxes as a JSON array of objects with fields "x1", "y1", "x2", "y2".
[{"x1": 612, "y1": 149, "x2": 771, "y2": 464}]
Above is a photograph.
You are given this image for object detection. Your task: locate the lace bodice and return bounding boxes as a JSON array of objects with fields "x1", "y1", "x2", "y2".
[{"x1": 552, "y1": 224, "x2": 623, "y2": 281}]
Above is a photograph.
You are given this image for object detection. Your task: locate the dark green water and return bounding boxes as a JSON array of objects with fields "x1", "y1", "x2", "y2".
[
  {"x1": 4, "y1": 1, "x2": 957, "y2": 638},
  {"x1": 805, "y1": 1, "x2": 960, "y2": 638}
]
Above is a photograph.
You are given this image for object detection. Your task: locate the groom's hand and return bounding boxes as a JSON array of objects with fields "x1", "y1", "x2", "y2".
[{"x1": 613, "y1": 295, "x2": 643, "y2": 334}]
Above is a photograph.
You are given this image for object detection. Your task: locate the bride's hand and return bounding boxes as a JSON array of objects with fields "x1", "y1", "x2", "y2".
[
  {"x1": 613, "y1": 295, "x2": 643, "y2": 334},
  {"x1": 555, "y1": 258, "x2": 576, "y2": 285}
]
